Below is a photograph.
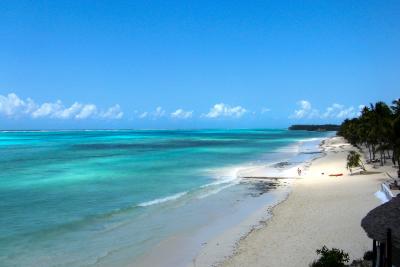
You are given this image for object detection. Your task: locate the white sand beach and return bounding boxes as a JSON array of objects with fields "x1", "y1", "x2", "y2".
[{"x1": 193, "y1": 136, "x2": 392, "y2": 267}]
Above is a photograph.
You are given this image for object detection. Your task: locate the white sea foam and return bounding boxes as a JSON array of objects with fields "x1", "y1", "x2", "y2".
[
  {"x1": 209, "y1": 164, "x2": 262, "y2": 180},
  {"x1": 195, "y1": 165, "x2": 254, "y2": 199},
  {"x1": 137, "y1": 191, "x2": 188, "y2": 207},
  {"x1": 197, "y1": 183, "x2": 237, "y2": 199},
  {"x1": 138, "y1": 165, "x2": 252, "y2": 208},
  {"x1": 299, "y1": 137, "x2": 325, "y2": 144},
  {"x1": 200, "y1": 178, "x2": 236, "y2": 188}
]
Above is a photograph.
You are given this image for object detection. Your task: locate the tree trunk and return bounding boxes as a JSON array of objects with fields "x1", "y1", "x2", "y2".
[
  {"x1": 381, "y1": 143, "x2": 386, "y2": 165},
  {"x1": 392, "y1": 149, "x2": 396, "y2": 165},
  {"x1": 398, "y1": 155, "x2": 400, "y2": 178},
  {"x1": 383, "y1": 150, "x2": 386, "y2": 164},
  {"x1": 368, "y1": 145, "x2": 372, "y2": 161},
  {"x1": 372, "y1": 145, "x2": 376, "y2": 160}
]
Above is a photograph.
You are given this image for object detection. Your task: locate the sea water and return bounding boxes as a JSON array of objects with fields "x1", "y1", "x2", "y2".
[{"x1": 0, "y1": 129, "x2": 332, "y2": 266}]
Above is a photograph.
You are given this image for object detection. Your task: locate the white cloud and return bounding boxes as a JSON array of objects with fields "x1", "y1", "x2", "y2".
[
  {"x1": 204, "y1": 103, "x2": 247, "y2": 118},
  {"x1": 290, "y1": 100, "x2": 359, "y2": 120},
  {"x1": 261, "y1": 107, "x2": 271, "y2": 114},
  {"x1": 138, "y1": 112, "x2": 148, "y2": 119},
  {"x1": 0, "y1": 93, "x2": 33, "y2": 117},
  {"x1": 138, "y1": 106, "x2": 166, "y2": 119},
  {"x1": 24, "y1": 98, "x2": 37, "y2": 114},
  {"x1": 321, "y1": 103, "x2": 343, "y2": 118},
  {"x1": 291, "y1": 100, "x2": 316, "y2": 119},
  {"x1": 154, "y1": 106, "x2": 166, "y2": 117},
  {"x1": 32, "y1": 100, "x2": 63, "y2": 118},
  {"x1": 75, "y1": 104, "x2": 97, "y2": 119},
  {"x1": 336, "y1": 106, "x2": 355, "y2": 118},
  {"x1": 58, "y1": 102, "x2": 83, "y2": 119},
  {"x1": 100, "y1": 104, "x2": 123, "y2": 119},
  {"x1": 0, "y1": 92, "x2": 123, "y2": 120},
  {"x1": 322, "y1": 103, "x2": 358, "y2": 119},
  {"x1": 171, "y1": 109, "x2": 193, "y2": 119},
  {"x1": 300, "y1": 100, "x2": 311, "y2": 110}
]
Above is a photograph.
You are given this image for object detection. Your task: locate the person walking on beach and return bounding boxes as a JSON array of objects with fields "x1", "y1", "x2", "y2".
[{"x1": 297, "y1": 167, "x2": 302, "y2": 176}]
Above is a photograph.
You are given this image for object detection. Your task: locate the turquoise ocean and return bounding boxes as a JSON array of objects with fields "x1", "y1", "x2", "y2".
[{"x1": 0, "y1": 129, "x2": 332, "y2": 266}]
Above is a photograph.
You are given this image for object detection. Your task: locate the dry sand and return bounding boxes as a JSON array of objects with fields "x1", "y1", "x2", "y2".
[{"x1": 193, "y1": 136, "x2": 391, "y2": 267}]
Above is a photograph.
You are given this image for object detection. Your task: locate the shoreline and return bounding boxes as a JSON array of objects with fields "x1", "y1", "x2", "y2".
[
  {"x1": 128, "y1": 137, "x2": 326, "y2": 267},
  {"x1": 192, "y1": 136, "x2": 386, "y2": 267},
  {"x1": 190, "y1": 137, "x2": 328, "y2": 267}
]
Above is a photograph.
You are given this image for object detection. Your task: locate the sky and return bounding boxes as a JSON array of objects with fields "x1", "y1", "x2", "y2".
[{"x1": 0, "y1": 0, "x2": 399, "y2": 129}]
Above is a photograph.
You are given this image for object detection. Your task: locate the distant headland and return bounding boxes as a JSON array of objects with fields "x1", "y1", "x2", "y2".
[{"x1": 288, "y1": 124, "x2": 340, "y2": 131}]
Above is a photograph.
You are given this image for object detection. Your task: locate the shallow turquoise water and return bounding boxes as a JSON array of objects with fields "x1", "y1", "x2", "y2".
[{"x1": 0, "y1": 129, "x2": 330, "y2": 266}]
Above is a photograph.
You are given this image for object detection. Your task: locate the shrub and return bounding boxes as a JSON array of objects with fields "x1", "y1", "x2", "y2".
[
  {"x1": 363, "y1": 251, "x2": 373, "y2": 261},
  {"x1": 346, "y1": 151, "x2": 366, "y2": 174},
  {"x1": 310, "y1": 246, "x2": 350, "y2": 267}
]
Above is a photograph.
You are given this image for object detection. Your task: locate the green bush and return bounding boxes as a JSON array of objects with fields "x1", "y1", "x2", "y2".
[
  {"x1": 363, "y1": 251, "x2": 373, "y2": 261},
  {"x1": 346, "y1": 151, "x2": 365, "y2": 174},
  {"x1": 310, "y1": 246, "x2": 350, "y2": 267}
]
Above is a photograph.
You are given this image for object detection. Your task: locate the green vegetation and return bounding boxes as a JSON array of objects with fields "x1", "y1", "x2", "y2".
[
  {"x1": 309, "y1": 247, "x2": 373, "y2": 267},
  {"x1": 309, "y1": 246, "x2": 350, "y2": 267},
  {"x1": 338, "y1": 99, "x2": 400, "y2": 177},
  {"x1": 289, "y1": 124, "x2": 340, "y2": 131},
  {"x1": 346, "y1": 151, "x2": 366, "y2": 174}
]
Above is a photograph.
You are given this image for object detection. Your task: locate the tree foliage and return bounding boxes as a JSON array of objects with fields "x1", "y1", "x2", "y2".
[
  {"x1": 346, "y1": 151, "x2": 365, "y2": 173},
  {"x1": 338, "y1": 99, "x2": 400, "y2": 177},
  {"x1": 309, "y1": 246, "x2": 350, "y2": 267}
]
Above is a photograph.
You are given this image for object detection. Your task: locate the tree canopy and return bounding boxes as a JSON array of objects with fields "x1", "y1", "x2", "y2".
[{"x1": 338, "y1": 99, "x2": 400, "y2": 177}]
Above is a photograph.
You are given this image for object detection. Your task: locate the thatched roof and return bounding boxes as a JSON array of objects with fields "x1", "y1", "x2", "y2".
[{"x1": 361, "y1": 195, "x2": 400, "y2": 248}]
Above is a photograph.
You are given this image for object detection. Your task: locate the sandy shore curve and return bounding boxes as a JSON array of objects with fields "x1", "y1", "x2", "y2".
[{"x1": 193, "y1": 136, "x2": 387, "y2": 267}]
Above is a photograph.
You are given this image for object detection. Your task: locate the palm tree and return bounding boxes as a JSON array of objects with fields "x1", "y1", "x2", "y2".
[
  {"x1": 392, "y1": 110, "x2": 400, "y2": 177},
  {"x1": 358, "y1": 106, "x2": 374, "y2": 160},
  {"x1": 391, "y1": 98, "x2": 400, "y2": 116},
  {"x1": 374, "y1": 102, "x2": 393, "y2": 165},
  {"x1": 339, "y1": 99, "x2": 400, "y2": 177}
]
